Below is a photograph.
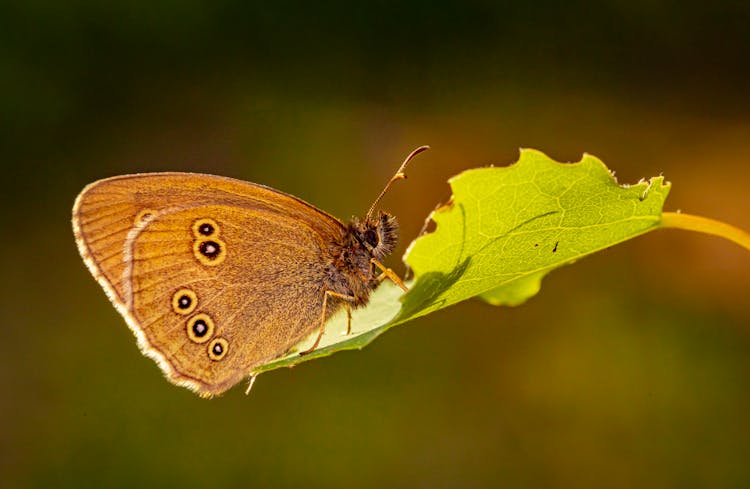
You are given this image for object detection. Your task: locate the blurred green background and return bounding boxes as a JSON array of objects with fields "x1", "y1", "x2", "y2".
[{"x1": 2, "y1": 1, "x2": 750, "y2": 487}]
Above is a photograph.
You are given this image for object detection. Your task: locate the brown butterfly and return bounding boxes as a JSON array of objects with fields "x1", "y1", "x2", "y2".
[{"x1": 72, "y1": 147, "x2": 427, "y2": 397}]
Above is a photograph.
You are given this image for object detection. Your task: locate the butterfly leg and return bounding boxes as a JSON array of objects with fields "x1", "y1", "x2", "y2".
[
  {"x1": 299, "y1": 290, "x2": 355, "y2": 356},
  {"x1": 370, "y1": 258, "x2": 409, "y2": 292},
  {"x1": 344, "y1": 306, "x2": 353, "y2": 336}
]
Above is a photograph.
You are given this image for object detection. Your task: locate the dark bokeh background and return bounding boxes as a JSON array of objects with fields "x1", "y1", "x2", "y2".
[{"x1": 2, "y1": 2, "x2": 750, "y2": 487}]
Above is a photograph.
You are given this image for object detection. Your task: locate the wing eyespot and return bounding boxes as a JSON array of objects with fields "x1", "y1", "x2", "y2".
[
  {"x1": 193, "y1": 238, "x2": 226, "y2": 266},
  {"x1": 208, "y1": 337, "x2": 228, "y2": 361},
  {"x1": 172, "y1": 288, "x2": 198, "y2": 315},
  {"x1": 186, "y1": 313, "x2": 215, "y2": 343},
  {"x1": 192, "y1": 218, "x2": 220, "y2": 238}
]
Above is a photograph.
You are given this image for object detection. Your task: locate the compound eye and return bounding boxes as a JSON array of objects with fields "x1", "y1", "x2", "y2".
[{"x1": 364, "y1": 228, "x2": 379, "y2": 247}]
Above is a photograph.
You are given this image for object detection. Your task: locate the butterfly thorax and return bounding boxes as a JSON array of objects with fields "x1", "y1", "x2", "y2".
[{"x1": 325, "y1": 211, "x2": 399, "y2": 306}]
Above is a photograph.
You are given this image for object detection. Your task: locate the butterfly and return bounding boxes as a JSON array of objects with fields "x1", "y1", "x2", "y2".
[{"x1": 72, "y1": 147, "x2": 427, "y2": 396}]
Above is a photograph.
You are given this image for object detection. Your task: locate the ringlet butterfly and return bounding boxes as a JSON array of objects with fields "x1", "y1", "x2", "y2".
[{"x1": 72, "y1": 147, "x2": 428, "y2": 397}]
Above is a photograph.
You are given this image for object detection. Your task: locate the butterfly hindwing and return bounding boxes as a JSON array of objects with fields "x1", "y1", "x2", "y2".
[
  {"x1": 73, "y1": 173, "x2": 347, "y2": 395},
  {"x1": 128, "y1": 205, "x2": 333, "y2": 394}
]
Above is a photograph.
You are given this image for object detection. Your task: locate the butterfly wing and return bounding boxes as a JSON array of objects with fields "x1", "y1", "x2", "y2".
[{"x1": 73, "y1": 173, "x2": 346, "y2": 395}]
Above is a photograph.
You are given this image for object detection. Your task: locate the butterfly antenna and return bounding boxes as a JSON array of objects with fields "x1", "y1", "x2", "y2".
[{"x1": 365, "y1": 145, "x2": 430, "y2": 220}]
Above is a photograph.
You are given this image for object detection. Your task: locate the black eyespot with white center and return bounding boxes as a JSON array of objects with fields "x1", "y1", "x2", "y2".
[
  {"x1": 199, "y1": 240, "x2": 221, "y2": 259},
  {"x1": 193, "y1": 236, "x2": 226, "y2": 266},
  {"x1": 186, "y1": 313, "x2": 214, "y2": 343},
  {"x1": 208, "y1": 338, "x2": 228, "y2": 361},
  {"x1": 193, "y1": 319, "x2": 208, "y2": 337},
  {"x1": 172, "y1": 288, "x2": 197, "y2": 315},
  {"x1": 192, "y1": 218, "x2": 220, "y2": 238}
]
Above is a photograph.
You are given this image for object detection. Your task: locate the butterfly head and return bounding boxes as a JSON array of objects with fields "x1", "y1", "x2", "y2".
[{"x1": 348, "y1": 211, "x2": 399, "y2": 262}]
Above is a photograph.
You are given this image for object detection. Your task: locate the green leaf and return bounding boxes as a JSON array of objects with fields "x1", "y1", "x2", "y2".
[
  {"x1": 401, "y1": 149, "x2": 669, "y2": 316},
  {"x1": 251, "y1": 149, "x2": 671, "y2": 375}
]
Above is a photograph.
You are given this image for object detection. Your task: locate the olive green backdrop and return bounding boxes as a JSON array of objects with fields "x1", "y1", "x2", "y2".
[{"x1": 2, "y1": 2, "x2": 750, "y2": 488}]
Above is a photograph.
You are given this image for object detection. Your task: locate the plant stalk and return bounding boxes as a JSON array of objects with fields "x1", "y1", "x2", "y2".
[{"x1": 660, "y1": 212, "x2": 750, "y2": 251}]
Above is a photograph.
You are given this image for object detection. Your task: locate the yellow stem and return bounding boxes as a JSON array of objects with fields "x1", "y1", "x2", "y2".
[{"x1": 660, "y1": 212, "x2": 750, "y2": 251}]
